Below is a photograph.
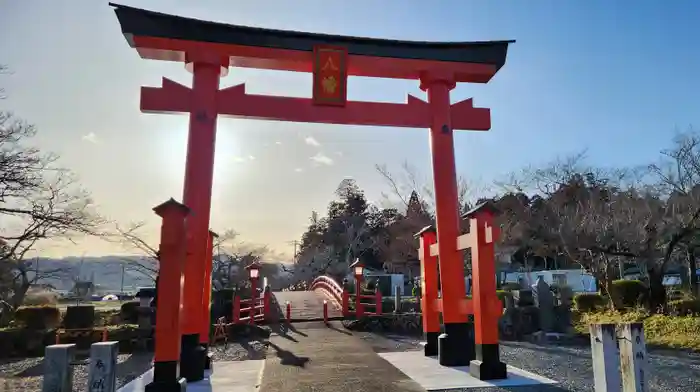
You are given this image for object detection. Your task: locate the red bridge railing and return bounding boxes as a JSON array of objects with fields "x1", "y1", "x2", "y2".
[
  {"x1": 310, "y1": 275, "x2": 383, "y2": 318},
  {"x1": 232, "y1": 290, "x2": 271, "y2": 325}
]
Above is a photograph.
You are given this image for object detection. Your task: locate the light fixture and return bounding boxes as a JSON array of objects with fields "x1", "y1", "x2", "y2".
[
  {"x1": 350, "y1": 258, "x2": 365, "y2": 277},
  {"x1": 246, "y1": 261, "x2": 261, "y2": 280}
]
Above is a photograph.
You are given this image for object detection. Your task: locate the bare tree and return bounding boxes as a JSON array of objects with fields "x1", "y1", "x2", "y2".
[
  {"x1": 111, "y1": 222, "x2": 159, "y2": 282},
  {"x1": 642, "y1": 129, "x2": 700, "y2": 304},
  {"x1": 0, "y1": 112, "x2": 104, "y2": 309},
  {"x1": 375, "y1": 161, "x2": 477, "y2": 215}
]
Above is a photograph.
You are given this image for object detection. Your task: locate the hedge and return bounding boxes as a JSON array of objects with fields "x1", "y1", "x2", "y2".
[
  {"x1": 610, "y1": 279, "x2": 647, "y2": 308},
  {"x1": 120, "y1": 301, "x2": 140, "y2": 324},
  {"x1": 573, "y1": 293, "x2": 606, "y2": 312},
  {"x1": 63, "y1": 305, "x2": 95, "y2": 329},
  {"x1": 668, "y1": 299, "x2": 700, "y2": 316},
  {"x1": 14, "y1": 306, "x2": 61, "y2": 330}
]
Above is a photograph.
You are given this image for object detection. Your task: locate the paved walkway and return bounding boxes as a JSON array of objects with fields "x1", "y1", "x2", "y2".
[
  {"x1": 116, "y1": 360, "x2": 263, "y2": 392},
  {"x1": 271, "y1": 291, "x2": 343, "y2": 322},
  {"x1": 259, "y1": 321, "x2": 425, "y2": 392}
]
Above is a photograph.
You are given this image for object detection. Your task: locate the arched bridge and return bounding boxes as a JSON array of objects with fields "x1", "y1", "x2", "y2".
[{"x1": 229, "y1": 275, "x2": 384, "y2": 324}]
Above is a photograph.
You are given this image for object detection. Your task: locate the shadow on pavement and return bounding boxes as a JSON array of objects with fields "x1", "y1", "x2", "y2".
[{"x1": 268, "y1": 342, "x2": 310, "y2": 368}]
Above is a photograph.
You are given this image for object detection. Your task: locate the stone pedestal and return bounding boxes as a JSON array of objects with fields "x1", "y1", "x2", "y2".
[
  {"x1": 42, "y1": 344, "x2": 76, "y2": 392},
  {"x1": 88, "y1": 342, "x2": 119, "y2": 392}
]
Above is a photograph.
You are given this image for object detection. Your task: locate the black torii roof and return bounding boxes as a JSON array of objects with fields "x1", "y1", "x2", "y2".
[{"x1": 109, "y1": 3, "x2": 514, "y2": 72}]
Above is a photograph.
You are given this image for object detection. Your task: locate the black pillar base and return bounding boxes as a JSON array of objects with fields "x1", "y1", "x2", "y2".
[
  {"x1": 469, "y1": 343, "x2": 507, "y2": 380},
  {"x1": 424, "y1": 331, "x2": 439, "y2": 357},
  {"x1": 180, "y1": 334, "x2": 206, "y2": 382},
  {"x1": 145, "y1": 361, "x2": 187, "y2": 392},
  {"x1": 437, "y1": 322, "x2": 475, "y2": 366}
]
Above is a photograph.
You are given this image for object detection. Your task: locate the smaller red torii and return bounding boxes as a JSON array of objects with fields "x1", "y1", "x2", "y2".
[{"x1": 418, "y1": 201, "x2": 507, "y2": 380}]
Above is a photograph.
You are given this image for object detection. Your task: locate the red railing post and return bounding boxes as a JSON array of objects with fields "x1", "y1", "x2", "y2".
[
  {"x1": 286, "y1": 301, "x2": 291, "y2": 321},
  {"x1": 232, "y1": 295, "x2": 240, "y2": 324},
  {"x1": 342, "y1": 289, "x2": 349, "y2": 316},
  {"x1": 323, "y1": 300, "x2": 328, "y2": 324},
  {"x1": 375, "y1": 288, "x2": 382, "y2": 315}
]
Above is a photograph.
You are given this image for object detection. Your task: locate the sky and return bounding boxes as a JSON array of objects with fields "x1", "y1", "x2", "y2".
[{"x1": 1, "y1": 0, "x2": 699, "y2": 259}]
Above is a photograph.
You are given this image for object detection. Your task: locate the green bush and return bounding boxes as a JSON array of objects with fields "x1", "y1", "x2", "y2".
[
  {"x1": 496, "y1": 290, "x2": 513, "y2": 305},
  {"x1": 501, "y1": 283, "x2": 521, "y2": 291},
  {"x1": 667, "y1": 290, "x2": 685, "y2": 301},
  {"x1": 668, "y1": 299, "x2": 700, "y2": 316},
  {"x1": 120, "y1": 301, "x2": 140, "y2": 324},
  {"x1": 574, "y1": 293, "x2": 606, "y2": 312},
  {"x1": 95, "y1": 310, "x2": 121, "y2": 327},
  {"x1": 610, "y1": 279, "x2": 647, "y2": 308},
  {"x1": 14, "y1": 306, "x2": 61, "y2": 330}
]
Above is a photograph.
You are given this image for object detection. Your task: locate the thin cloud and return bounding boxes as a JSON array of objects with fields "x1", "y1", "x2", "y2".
[
  {"x1": 294, "y1": 168, "x2": 303, "y2": 173},
  {"x1": 248, "y1": 155, "x2": 256, "y2": 160},
  {"x1": 275, "y1": 141, "x2": 282, "y2": 145},
  {"x1": 81, "y1": 132, "x2": 101, "y2": 144},
  {"x1": 233, "y1": 156, "x2": 246, "y2": 163},
  {"x1": 310, "y1": 152, "x2": 334, "y2": 166},
  {"x1": 305, "y1": 136, "x2": 321, "y2": 147}
]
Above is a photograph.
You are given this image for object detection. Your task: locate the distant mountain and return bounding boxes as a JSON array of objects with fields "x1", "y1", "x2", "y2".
[
  {"x1": 28, "y1": 256, "x2": 292, "y2": 293},
  {"x1": 29, "y1": 256, "x2": 155, "y2": 293}
]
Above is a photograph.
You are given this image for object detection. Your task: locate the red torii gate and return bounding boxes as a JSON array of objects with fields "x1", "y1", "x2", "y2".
[{"x1": 110, "y1": 2, "x2": 512, "y2": 388}]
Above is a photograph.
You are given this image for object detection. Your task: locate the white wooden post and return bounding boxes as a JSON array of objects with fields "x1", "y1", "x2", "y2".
[
  {"x1": 42, "y1": 344, "x2": 76, "y2": 392},
  {"x1": 619, "y1": 323, "x2": 649, "y2": 392},
  {"x1": 590, "y1": 323, "x2": 621, "y2": 392},
  {"x1": 88, "y1": 342, "x2": 119, "y2": 392}
]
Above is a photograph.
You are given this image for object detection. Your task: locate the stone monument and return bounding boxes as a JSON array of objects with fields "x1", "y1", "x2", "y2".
[
  {"x1": 532, "y1": 276, "x2": 555, "y2": 333},
  {"x1": 87, "y1": 342, "x2": 118, "y2": 392},
  {"x1": 42, "y1": 344, "x2": 76, "y2": 392}
]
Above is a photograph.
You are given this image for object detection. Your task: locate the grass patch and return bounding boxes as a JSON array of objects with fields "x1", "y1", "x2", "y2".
[{"x1": 574, "y1": 309, "x2": 700, "y2": 351}]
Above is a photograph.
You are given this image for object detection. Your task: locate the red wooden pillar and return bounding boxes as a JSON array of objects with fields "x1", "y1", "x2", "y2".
[
  {"x1": 355, "y1": 275, "x2": 364, "y2": 318},
  {"x1": 200, "y1": 230, "x2": 217, "y2": 371},
  {"x1": 146, "y1": 198, "x2": 189, "y2": 392},
  {"x1": 416, "y1": 225, "x2": 440, "y2": 356},
  {"x1": 420, "y1": 73, "x2": 470, "y2": 367},
  {"x1": 249, "y1": 276, "x2": 258, "y2": 325},
  {"x1": 263, "y1": 290, "x2": 271, "y2": 321},
  {"x1": 465, "y1": 203, "x2": 506, "y2": 380},
  {"x1": 179, "y1": 54, "x2": 228, "y2": 382}
]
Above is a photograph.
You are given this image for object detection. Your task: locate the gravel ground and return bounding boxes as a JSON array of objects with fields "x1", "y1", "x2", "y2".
[
  {"x1": 0, "y1": 338, "x2": 268, "y2": 392},
  {"x1": 353, "y1": 331, "x2": 700, "y2": 392},
  {"x1": 0, "y1": 353, "x2": 152, "y2": 392}
]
